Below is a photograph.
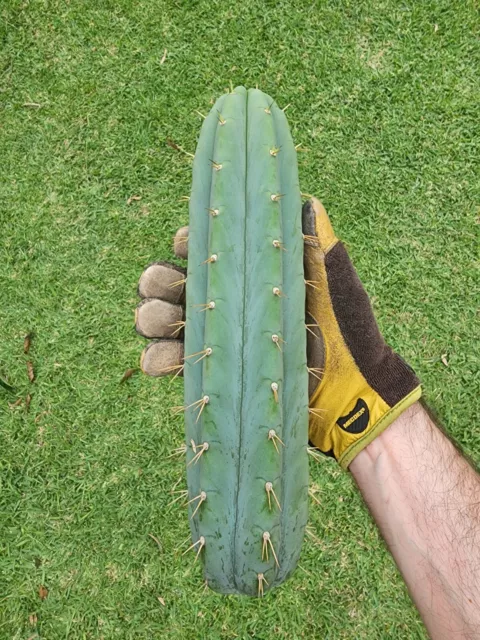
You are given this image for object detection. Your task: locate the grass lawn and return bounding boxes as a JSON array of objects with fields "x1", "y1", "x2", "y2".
[{"x1": 1, "y1": 0, "x2": 478, "y2": 637}]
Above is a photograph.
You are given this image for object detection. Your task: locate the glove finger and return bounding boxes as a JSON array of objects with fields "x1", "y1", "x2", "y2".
[
  {"x1": 306, "y1": 310, "x2": 325, "y2": 398},
  {"x1": 138, "y1": 261, "x2": 186, "y2": 305},
  {"x1": 140, "y1": 339, "x2": 184, "y2": 377},
  {"x1": 302, "y1": 197, "x2": 338, "y2": 256},
  {"x1": 302, "y1": 197, "x2": 333, "y2": 397},
  {"x1": 304, "y1": 197, "x2": 386, "y2": 372},
  {"x1": 173, "y1": 226, "x2": 189, "y2": 259},
  {"x1": 324, "y1": 241, "x2": 405, "y2": 391},
  {"x1": 135, "y1": 298, "x2": 184, "y2": 339}
]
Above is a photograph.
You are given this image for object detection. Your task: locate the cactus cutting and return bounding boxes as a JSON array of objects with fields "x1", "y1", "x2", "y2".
[{"x1": 183, "y1": 86, "x2": 309, "y2": 596}]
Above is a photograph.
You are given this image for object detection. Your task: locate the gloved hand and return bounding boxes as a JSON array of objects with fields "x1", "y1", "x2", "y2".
[{"x1": 136, "y1": 198, "x2": 421, "y2": 469}]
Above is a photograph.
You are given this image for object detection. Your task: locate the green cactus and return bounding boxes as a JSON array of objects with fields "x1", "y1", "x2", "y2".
[{"x1": 183, "y1": 86, "x2": 308, "y2": 596}]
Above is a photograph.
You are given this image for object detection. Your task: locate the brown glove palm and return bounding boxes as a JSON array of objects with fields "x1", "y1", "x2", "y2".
[{"x1": 136, "y1": 198, "x2": 421, "y2": 469}]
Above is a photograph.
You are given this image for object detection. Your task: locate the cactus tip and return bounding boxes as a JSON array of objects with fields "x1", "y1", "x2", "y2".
[
  {"x1": 261, "y1": 532, "x2": 269, "y2": 561},
  {"x1": 264, "y1": 99, "x2": 274, "y2": 115},
  {"x1": 182, "y1": 535, "x2": 206, "y2": 560},
  {"x1": 168, "y1": 277, "x2": 187, "y2": 289},
  {"x1": 185, "y1": 347, "x2": 213, "y2": 365},
  {"x1": 167, "y1": 443, "x2": 188, "y2": 459},
  {"x1": 167, "y1": 488, "x2": 189, "y2": 507},
  {"x1": 305, "y1": 279, "x2": 321, "y2": 291},
  {"x1": 193, "y1": 301, "x2": 216, "y2": 312},
  {"x1": 265, "y1": 481, "x2": 282, "y2": 511},
  {"x1": 210, "y1": 159, "x2": 223, "y2": 171},
  {"x1": 262, "y1": 531, "x2": 280, "y2": 568},
  {"x1": 268, "y1": 428, "x2": 285, "y2": 453},
  {"x1": 155, "y1": 362, "x2": 185, "y2": 376},
  {"x1": 257, "y1": 573, "x2": 268, "y2": 597},
  {"x1": 307, "y1": 447, "x2": 324, "y2": 463},
  {"x1": 271, "y1": 382, "x2": 279, "y2": 403},
  {"x1": 307, "y1": 367, "x2": 324, "y2": 381},
  {"x1": 196, "y1": 536, "x2": 206, "y2": 561},
  {"x1": 271, "y1": 334, "x2": 286, "y2": 351},
  {"x1": 172, "y1": 394, "x2": 209, "y2": 421},
  {"x1": 305, "y1": 323, "x2": 320, "y2": 338},
  {"x1": 272, "y1": 239, "x2": 287, "y2": 251},
  {"x1": 188, "y1": 441, "x2": 209, "y2": 466},
  {"x1": 308, "y1": 406, "x2": 327, "y2": 417},
  {"x1": 168, "y1": 320, "x2": 186, "y2": 337},
  {"x1": 187, "y1": 490, "x2": 207, "y2": 518},
  {"x1": 195, "y1": 395, "x2": 209, "y2": 422},
  {"x1": 202, "y1": 254, "x2": 218, "y2": 264}
]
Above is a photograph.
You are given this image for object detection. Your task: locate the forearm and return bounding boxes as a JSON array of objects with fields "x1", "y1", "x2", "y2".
[{"x1": 350, "y1": 402, "x2": 480, "y2": 639}]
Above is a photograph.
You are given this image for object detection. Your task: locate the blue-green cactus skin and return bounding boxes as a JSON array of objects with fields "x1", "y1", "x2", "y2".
[{"x1": 184, "y1": 86, "x2": 308, "y2": 596}]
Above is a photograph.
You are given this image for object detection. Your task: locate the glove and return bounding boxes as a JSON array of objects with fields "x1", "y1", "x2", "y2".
[
  {"x1": 135, "y1": 198, "x2": 421, "y2": 469},
  {"x1": 302, "y1": 198, "x2": 421, "y2": 468}
]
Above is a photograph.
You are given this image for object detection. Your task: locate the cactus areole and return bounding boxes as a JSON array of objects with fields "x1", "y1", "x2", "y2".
[{"x1": 184, "y1": 86, "x2": 308, "y2": 596}]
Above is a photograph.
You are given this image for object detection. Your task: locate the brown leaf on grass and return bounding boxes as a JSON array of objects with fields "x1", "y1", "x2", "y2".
[
  {"x1": 166, "y1": 138, "x2": 181, "y2": 151},
  {"x1": 308, "y1": 484, "x2": 322, "y2": 506},
  {"x1": 166, "y1": 139, "x2": 194, "y2": 158},
  {"x1": 160, "y1": 48, "x2": 167, "y2": 64},
  {"x1": 305, "y1": 526, "x2": 323, "y2": 547},
  {"x1": 38, "y1": 585, "x2": 48, "y2": 600},
  {"x1": 9, "y1": 398, "x2": 22, "y2": 409},
  {"x1": 0, "y1": 375, "x2": 15, "y2": 392},
  {"x1": 441, "y1": 354, "x2": 449, "y2": 367},
  {"x1": 35, "y1": 411, "x2": 50, "y2": 423},
  {"x1": 29, "y1": 613, "x2": 38, "y2": 625},
  {"x1": 25, "y1": 394, "x2": 32, "y2": 411},
  {"x1": 24, "y1": 332, "x2": 34, "y2": 354},
  {"x1": 27, "y1": 361, "x2": 35, "y2": 382},
  {"x1": 120, "y1": 368, "x2": 138, "y2": 384},
  {"x1": 149, "y1": 533, "x2": 162, "y2": 552},
  {"x1": 127, "y1": 195, "x2": 142, "y2": 205},
  {"x1": 157, "y1": 596, "x2": 165, "y2": 606}
]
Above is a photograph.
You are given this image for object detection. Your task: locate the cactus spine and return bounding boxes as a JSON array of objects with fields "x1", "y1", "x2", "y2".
[{"x1": 184, "y1": 86, "x2": 308, "y2": 596}]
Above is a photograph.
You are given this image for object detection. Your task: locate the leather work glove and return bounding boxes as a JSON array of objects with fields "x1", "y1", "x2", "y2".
[{"x1": 135, "y1": 198, "x2": 421, "y2": 469}]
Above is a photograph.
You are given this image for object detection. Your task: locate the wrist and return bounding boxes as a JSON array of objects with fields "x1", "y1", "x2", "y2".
[
  {"x1": 348, "y1": 401, "x2": 438, "y2": 585},
  {"x1": 338, "y1": 386, "x2": 422, "y2": 470},
  {"x1": 349, "y1": 401, "x2": 428, "y2": 476}
]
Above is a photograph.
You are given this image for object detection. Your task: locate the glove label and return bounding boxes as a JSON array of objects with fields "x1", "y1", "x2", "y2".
[{"x1": 336, "y1": 398, "x2": 369, "y2": 435}]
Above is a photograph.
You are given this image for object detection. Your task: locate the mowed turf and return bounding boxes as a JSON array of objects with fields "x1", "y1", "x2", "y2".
[{"x1": 1, "y1": 0, "x2": 478, "y2": 638}]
